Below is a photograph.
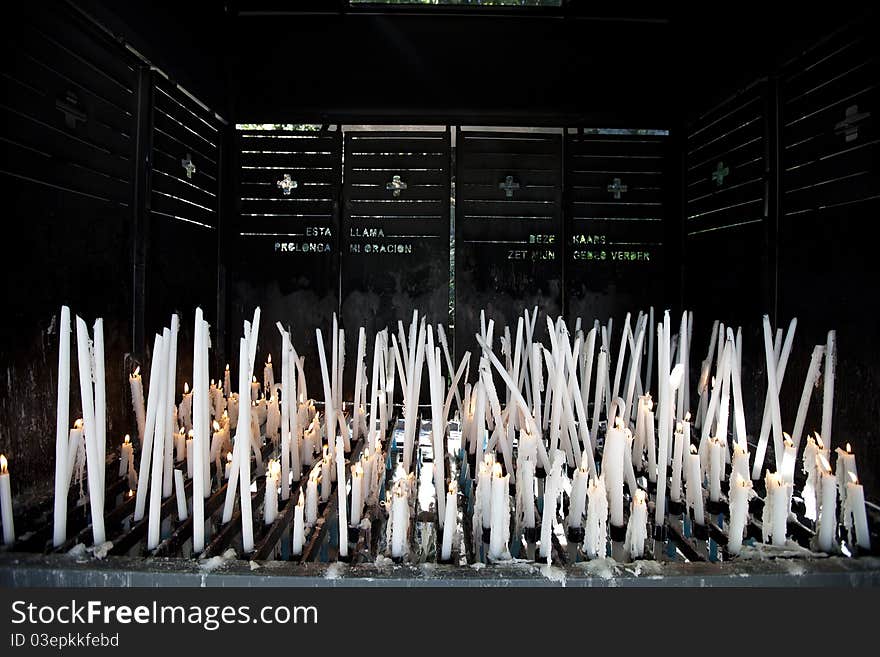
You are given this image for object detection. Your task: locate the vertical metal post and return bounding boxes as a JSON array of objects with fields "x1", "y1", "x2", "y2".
[{"x1": 131, "y1": 65, "x2": 154, "y2": 363}]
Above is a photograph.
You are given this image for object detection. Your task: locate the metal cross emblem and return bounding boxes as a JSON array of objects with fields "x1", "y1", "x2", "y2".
[
  {"x1": 607, "y1": 177, "x2": 628, "y2": 199},
  {"x1": 181, "y1": 153, "x2": 196, "y2": 179},
  {"x1": 712, "y1": 162, "x2": 729, "y2": 187},
  {"x1": 277, "y1": 173, "x2": 298, "y2": 195},
  {"x1": 834, "y1": 104, "x2": 870, "y2": 143},
  {"x1": 56, "y1": 91, "x2": 87, "y2": 129},
  {"x1": 386, "y1": 175, "x2": 407, "y2": 197},
  {"x1": 499, "y1": 175, "x2": 521, "y2": 198}
]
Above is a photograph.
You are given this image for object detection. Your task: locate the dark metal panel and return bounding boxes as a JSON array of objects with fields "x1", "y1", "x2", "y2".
[
  {"x1": 455, "y1": 130, "x2": 563, "y2": 361},
  {"x1": 341, "y1": 129, "x2": 451, "y2": 399},
  {"x1": 231, "y1": 130, "x2": 342, "y2": 395},
  {"x1": 565, "y1": 131, "x2": 670, "y2": 327}
]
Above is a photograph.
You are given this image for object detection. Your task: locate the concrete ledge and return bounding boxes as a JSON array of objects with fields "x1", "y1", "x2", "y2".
[{"x1": 2, "y1": 552, "x2": 879, "y2": 587}]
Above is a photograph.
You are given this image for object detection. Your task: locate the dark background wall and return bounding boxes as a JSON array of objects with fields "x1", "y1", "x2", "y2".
[{"x1": 1, "y1": 0, "x2": 877, "y2": 500}]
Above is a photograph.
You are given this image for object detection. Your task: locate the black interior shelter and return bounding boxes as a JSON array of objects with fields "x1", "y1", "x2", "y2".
[{"x1": 1, "y1": 0, "x2": 878, "y2": 511}]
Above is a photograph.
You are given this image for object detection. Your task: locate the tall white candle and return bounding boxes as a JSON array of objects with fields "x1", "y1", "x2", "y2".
[
  {"x1": 441, "y1": 482, "x2": 458, "y2": 561},
  {"x1": 335, "y1": 436, "x2": 348, "y2": 557},
  {"x1": 791, "y1": 345, "x2": 824, "y2": 452},
  {"x1": 53, "y1": 306, "x2": 71, "y2": 548},
  {"x1": 306, "y1": 467, "x2": 320, "y2": 526},
  {"x1": 708, "y1": 437, "x2": 724, "y2": 503},
  {"x1": 519, "y1": 457, "x2": 536, "y2": 531},
  {"x1": 835, "y1": 443, "x2": 857, "y2": 508},
  {"x1": 821, "y1": 330, "x2": 835, "y2": 445},
  {"x1": 350, "y1": 462, "x2": 364, "y2": 526},
  {"x1": 731, "y1": 442, "x2": 750, "y2": 486},
  {"x1": 264, "y1": 459, "x2": 280, "y2": 525},
  {"x1": 320, "y1": 447, "x2": 332, "y2": 502},
  {"x1": 119, "y1": 435, "x2": 133, "y2": 478},
  {"x1": 816, "y1": 455, "x2": 837, "y2": 553},
  {"x1": 92, "y1": 318, "x2": 107, "y2": 493},
  {"x1": 489, "y1": 463, "x2": 510, "y2": 561},
  {"x1": 0, "y1": 455, "x2": 15, "y2": 545},
  {"x1": 292, "y1": 491, "x2": 305, "y2": 556},
  {"x1": 174, "y1": 468, "x2": 188, "y2": 521},
  {"x1": 539, "y1": 451, "x2": 564, "y2": 560},
  {"x1": 264, "y1": 354, "x2": 274, "y2": 396},
  {"x1": 727, "y1": 474, "x2": 751, "y2": 555},
  {"x1": 670, "y1": 425, "x2": 685, "y2": 503},
  {"x1": 134, "y1": 333, "x2": 164, "y2": 522},
  {"x1": 162, "y1": 315, "x2": 179, "y2": 500},
  {"x1": 568, "y1": 453, "x2": 589, "y2": 530},
  {"x1": 129, "y1": 363, "x2": 147, "y2": 445},
  {"x1": 147, "y1": 328, "x2": 171, "y2": 551},
  {"x1": 645, "y1": 401, "x2": 656, "y2": 483}
]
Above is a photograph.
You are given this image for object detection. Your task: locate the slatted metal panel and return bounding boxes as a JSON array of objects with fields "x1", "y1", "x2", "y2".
[
  {"x1": 684, "y1": 83, "x2": 770, "y2": 326},
  {"x1": 778, "y1": 19, "x2": 880, "y2": 496},
  {"x1": 0, "y1": 3, "x2": 138, "y2": 486},
  {"x1": 341, "y1": 130, "x2": 451, "y2": 388},
  {"x1": 233, "y1": 130, "x2": 342, "y2": 394},
  {"x1": 565, "y1": 130, "x2": 669, "y2": 324},
  {"x1": 147, "y1": 75, "x2": 224, "y2": 372},
  {"x1": 455, "y1": 130, "x2": 563, "y2": 359}
]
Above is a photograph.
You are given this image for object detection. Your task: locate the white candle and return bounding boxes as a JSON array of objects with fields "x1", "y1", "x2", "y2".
[
  {"x1": 224, "y1": 364, "x2": 231, "y2": 401},
  {"x1": 489, "y1": 463, "x2": 510, "y2": 561},
  {"x1": 731, "y1": 442, "x2": 750, "y2": 487},
  {"x1": 134, "y1": 333, "x2": 164, "y2": 522},
  {"x1": 568, "y1": 452, "x2": 589, "y2": 530},
  {"x1": 844, "y1": 472, "x2": 871, "y2": 551},
  {"x1": 185, "y1": 433, "x2": 194, "y2": 479},
  {"x1": 264, "y1": 354, "x2": 274, "y2": 396},
  {"x1": 519, "y1": 457, "x2": 536, "y2": 531},
  {"x1": 264, "y1": 459, "x2": 280, "y2": 525},
  {"x1": 816, "y1": 456, "x2": 837, "y2": 553},
  {"x1": 645, "y1": 401, "x2": 656, "y2": 483},
  {"x1": 147, "y1": 328, "x2": 171, "y2": 551},
  {"x1": 306, "y1": 467, "x2": 320, "y2": 526},
  {"x1": 335, "y1": 436, "x2": 348, "y2": 558},
  {"x1": 539, "y1": 451, "x2": 564, "y2": 560},
  {"x1": 625, "y1": 489, "x2": 648, "y2": 560},
  {"x1": 350, "y1": 462, "x2": 364, "y2": 526},
  {"x1": 129, "y1": 365, "x2": 146, "y2": 443},
  {"x1": 584, "y1": 475, "x2": 608, "y2": 559},
  {"x1": 670, "y1": 425, "x2": 685, "y2": 503},
  {"x1": 821, "y1": 330, "x2": 835, "y2": 445},
  {"x1": 0, "y1": 455, "x2": 15, "y2": 545},
  {"x1": 390, "y1": 480, "x2": 409, "y2": 559},
  {"x1": 53, "y1": 306, "x2": 71, "y2": 548},
  {"x1": 686, "y1": 446, "x2": 705, "y2": 526},
  {"x1": 320, "y1": 447, "x2": 332, "y2": 502},
  {"x1": 118, "y1": 434, "x2": 133, "y2": 478},
  {"x1": 781, "y1": 436, "x2": 796, "y2": 511},
  {"x1": 250, "y1": 376, "x2": 261, "y2": 403},
  {"x1": 835, "y1": 443, "x2": 858, "y2": 508},
  {"x1": 292, "y1": 491, "x2": 305, "y2": 556},
  {"x1": 441, "y1": 482, "x2": 458, "y2": 561},
  {"x1": 727, "y1": 474, "x2": 752, "y2": 555},
  {"x1": 224, "y1": 451, "x2": 232, "y2": 480},
  {"x1": 708, "y1": 436, "x2": 724, "y2": 503},
  {"x1": 603, "y1": 421, "x2": 626, "y2": 528},
  {"x1": 762, "y1": 472, "x2": 789, "y2": 547},
  {"x1": 174, "y1": 468, "x2": 188, "y2": 521}
]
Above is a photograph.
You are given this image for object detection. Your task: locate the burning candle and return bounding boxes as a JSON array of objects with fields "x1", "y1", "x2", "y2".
[
  {"x1": 224, "y1": 451, "x2": 233, "y2": 480},
  {"x1": 350, "y1": 462, "x2": 364, "y2": 527},
  {"x1": 390, "y1": 480, "x2": 409, "y2": 559},
  {"x1": 584, "y1": 475, "x2": 608, "y2": 559},
  {"x1": 441, "y1": 482, "x2": 458, "y2": 561},
  {"x1": 0, "y1": 455, "x2": 15, "y2": 545},
  {"x1": 844, "y1": 472, "x2": 871, "y2": 551},
  {"x1": 113, "y1": 434, "x2": 131, "y2": 482},
  {"x1": 264, "y1": 459, "x2": 280, "y2": 525},
  {"x1": 129, "y1": 366, "x2": 146, "y2": 443},
  {"x1": 250, "y1": 376, "x2": 261, "y2": 403},
  {"x1": 762, "y1": 472, "x2": 789, "y2": 547},
  {"x1": 835, "y1": 443, "x2": 858, "y2": 508},
  {"x1": 603, "y1": 419, "x2": 626, "y2": 528},
  {"x1": 489, "y1": 462, "x2": 510, "y2": 561},
  {"x1": 264, "y1": 354, "x2": 274, "y2": 395},
  {"x1": 686, "y1": 445, "x2": 705, "y2": 527},
  {"x1": 335, "y1": 436, "x2": 348, "y2": 558},
  {"x1": 306, "y1": 466, "x2": 320, "y2": 526},
  {"x1": 224, "y1": 364, "x2": 231, "y2": 401},
  {"x1": 816, "y1": 455, "x2": 837, "y2": 553},
  {"x1": 292, "y1": 492, "x2": 305, "y2": 556},
  {"x1": 519, "y1": 457, "x2": 536, "y2": 531},
  {"x1": 727, "y1": 474, "x2": 752, "y2": 555},
  {"x1": 731, "y1": 442, "x2": 750, "y2": 487},
  {"x1": 625, "y1": 489, "x2": 648, "y2": 560},
  {"x1": 320, "y1": 447, "x2": 332, "y2": 502},
  {"x1": 186, "y1": 431, "x2": 194, "y2": 479},
  {"x1": 476, "y1": 454, "x2": 494, "y2": 532},
  {"x1": 669, "y1": 424, "x2": 685, "y2": 504},
  {"x1": 567, "y1": 452, "x2": 589, "y2": 530},
  {"x1": 708, "y1": 436, "x2": 724, "y2": 503}
]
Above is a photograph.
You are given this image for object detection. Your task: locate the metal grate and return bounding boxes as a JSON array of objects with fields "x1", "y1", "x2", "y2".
[
  {"x1": 150, "y1": 77, "x2": 221, "y2": 229},
  {"x1": 685, "y1": 83, "x2": 769, "y2": 237},
  {"x1": 455, "y1": 130, "x2": 563, "y2": 357},
  {"x1": 566, "y1": 130, "x2": 669, "y2": 324},
  {"x1": 341, "y1": 130, "x2": 451, "y2": 386},
  {"x1": 233, "y1": 129, "x2": 342, "y2": 395}
]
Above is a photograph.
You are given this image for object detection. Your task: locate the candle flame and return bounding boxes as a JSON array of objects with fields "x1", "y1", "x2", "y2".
[
  {"x1": 252, "y1": 376, "x2": 257, "y2": 383},
  {"x1": 0, "y1": 454, "x2": 7, "y2": 474},
  {"x1": 128, "y1": 488, "x2": 135, "y2": 498},
  {"x1": 226, "y1": 363, "x2": 230, "y2": 371},
  {"x1": 124, "y1": 434, "x2": 130, "y2": 444},
  {"x1": 784, "y1": 435, "x2": 794, "y2": 449},
  {"x1": 352, "y1": 462, "x2": 363, "y2": 477},
  {"x1": 816, "y1": 435, "x2": 825, "y2": 450},
  {"x1": 179, "y1": 426, "x2": 185, "y2": 436},
  {"x1": 133, "y1": 366, "x2": 140, "y2": 377},
  {"x1": 492, "y1": 462, "x2": 504, "y2": 478},
  {"x1": 848, "y1": 471, "x2": 859, "y2": 485},
  {"x1": 74, "y1": 418, "x2": 83, "y2": 429},
  {"x1": 188, "y1": 430, "x2": 194, "y2": 439},
  {"x1": 184, "y1": 382, "x2": 189, "y2": 394},
  {"x1": 846, "y1": 442, "x2": 852, "y2": 453},
  {"x1": 267, "y1": 354, "x2": 272, "y2": 364},
  {"x1": 226, "y1": 451, "x2": 233, "y2": 463},
  {"x1": 689, "y1": 444, "x2": 698, "y2": 455},
  {"x1": 448, "y1": 481, "x2": 457, "y2": 495},
  {"x1": 684, "y1": 411, "x2": 691, "y2": 422},
  {"x1": 297, "y1": 491, "x2": 304, "y2": 507},
  {"x1": 213, "y1": 420, "x2": 220, "y2": 432}
]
